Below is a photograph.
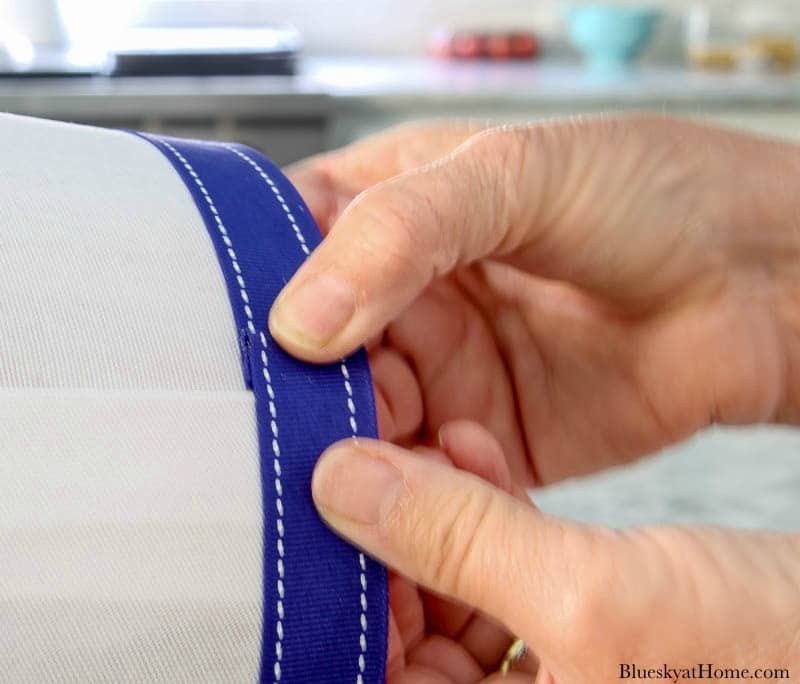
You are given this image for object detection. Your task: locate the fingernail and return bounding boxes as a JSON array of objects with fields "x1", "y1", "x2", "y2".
[
  {"x1": 312, "y1": 444, "x2": 402, "y2": 525},
  {"x1": 269, "y1": 273, "x2": 355, "y2": 349},
  {"x1": 437, "y1": 425, "x2": 447, "y2": 450}
]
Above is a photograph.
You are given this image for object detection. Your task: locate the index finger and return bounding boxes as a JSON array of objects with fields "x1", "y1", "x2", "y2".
[
  {"x1": 286, "y1": 120, "x2": 487, "y2": 233},
  {"x1": 269, "y1": 125, "x2": 540, "y2": 363}
]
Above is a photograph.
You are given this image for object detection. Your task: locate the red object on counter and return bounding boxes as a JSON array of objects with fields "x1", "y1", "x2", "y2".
[
  {"x1": 485, "y1": 34, "x2": 512, "y2": 59},
  {"x1": 429, "y1": 30, "x2": 541, "y2": 60},
  {"x1": 452, "y1": 32, "x2": 484, "y2": 59},
  {"x1": 509, "y1": 32, "x2": 539, "y2": 58}
]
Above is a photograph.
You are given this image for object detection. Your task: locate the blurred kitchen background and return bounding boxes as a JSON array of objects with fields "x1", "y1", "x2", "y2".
[
  {"x1": 1, "y1": 0, "x2": 796, "y2": 529},
  {"x1": 1, "y1": 0, "x2": 800, "y2": 165}
]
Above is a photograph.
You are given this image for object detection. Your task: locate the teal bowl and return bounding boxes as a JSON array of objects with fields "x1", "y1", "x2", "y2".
[{"x1": 564, "y1": 5, "x2": 661, "y2": 68}]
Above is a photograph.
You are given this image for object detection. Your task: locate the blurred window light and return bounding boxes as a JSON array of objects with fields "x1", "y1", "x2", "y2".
[
  {"x1": 0, "y1": 0, "x2": 292, "y2": 68},
  {"x1": 0, "y1": 27, "x2": 34, "y2": 65},
  {"x1": 57, "y1": 0, "x2": 141, "y2": 49}
]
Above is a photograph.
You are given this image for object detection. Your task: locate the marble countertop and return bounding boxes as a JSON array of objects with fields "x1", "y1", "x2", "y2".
[
  {"x1": 535, "y1": 426, "x2": 799, "y2": 532},
  {"x1": 303, "y1": 57, "x2": 800, "y2": 110},
  {"x1": 0, "y1": 57, "x2": 798, "y2": 118}
]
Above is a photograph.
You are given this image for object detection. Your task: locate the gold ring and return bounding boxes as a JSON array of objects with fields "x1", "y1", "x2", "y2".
[{"x1": 498, "y1": 638, "x2": 527, "y2": 676}]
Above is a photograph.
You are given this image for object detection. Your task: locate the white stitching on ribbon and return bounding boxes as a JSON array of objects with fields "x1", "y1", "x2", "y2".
[
  {"x1": 159, "y1": 140, "x2": 286, "y2": 684},
  {"x1": 341, "y1": 361, "x2": 368, "y2": 684},
  {"x1": 223, "y1": 145, "x2": 311, "y2": 257},
  {"x1": 224, "y1": 144, "x2": 368, "y2": 683}
]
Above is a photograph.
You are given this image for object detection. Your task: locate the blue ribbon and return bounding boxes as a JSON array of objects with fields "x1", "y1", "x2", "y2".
[{"x1": 137, "y1": 133, "x2": 388, "y2": 684}]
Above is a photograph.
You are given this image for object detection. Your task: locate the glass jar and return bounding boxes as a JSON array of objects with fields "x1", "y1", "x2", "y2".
[{"x1": 686, "y1": 2, "x2": 798, "y2": 72}]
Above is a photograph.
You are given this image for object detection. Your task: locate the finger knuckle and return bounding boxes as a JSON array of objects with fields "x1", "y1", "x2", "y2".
[
  {"x1": 419, "y1": 485, "x2": 497, "y2": 601},
  {"x1": 460, "y1": 124, "x2": 551, "y2": 252},
  {"x1": 351, "y1": 185, "x2": 439, "y2": 281}
]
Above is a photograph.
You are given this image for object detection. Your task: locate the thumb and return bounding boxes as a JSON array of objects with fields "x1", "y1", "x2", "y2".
[
  {"x1": 270, "y1": 125, "x2": 545, "y2": 362},
  {"x1": 311, "y1": 437, "x2": 601, "y2": 660},
  {"x1": 314, "y1": 439, "x2": 800, "y2": 680}
]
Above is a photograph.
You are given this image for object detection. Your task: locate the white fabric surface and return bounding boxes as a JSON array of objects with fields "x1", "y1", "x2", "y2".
[
  {"x1": 0, "y1": 115, "x2": 244, "y2": 391},
  {"x1": 0, "y1": 115, "x2": 263, "y2": 682}
]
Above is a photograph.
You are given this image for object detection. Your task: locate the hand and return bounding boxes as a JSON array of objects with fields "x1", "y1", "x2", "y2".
[
  {"x1": 275, "y1": 116, "x2": 800, "y2": 484},
  {"x1": 380, "y1": 421, "x2": 541, "y2": 682},
  {"x1": 273, "y1": 117, "x2": 800, "y2": 680},
  {"x1": 312, "y1": 423, "x2": 800, "y2": 683}
]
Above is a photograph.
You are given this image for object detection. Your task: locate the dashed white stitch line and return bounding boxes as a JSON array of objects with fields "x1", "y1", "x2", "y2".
[
  {"x1": 158, "y1": 139, "x2": 286, "y2": 684},
  {"x1": 223, "y1": 142, "x2": 370, "y2": 682},
  {"x1": 221, "y1": 144, "x2": 311, "y2": 255},
  {"x1": 342, "y1": 360, "x2": 369, "y2": 681}
]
